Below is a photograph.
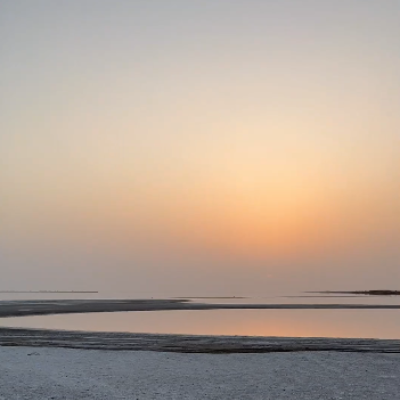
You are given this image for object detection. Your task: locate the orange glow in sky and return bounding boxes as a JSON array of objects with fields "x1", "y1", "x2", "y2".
[{"x1": 1, "y1": 1, "x2": 399, "y2": 293}]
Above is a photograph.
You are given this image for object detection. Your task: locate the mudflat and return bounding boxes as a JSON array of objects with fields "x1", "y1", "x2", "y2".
[
  {"x1": 0, "y1": 327, "x2": 399, "y2": 353},
  {"x1": 1, "y1": 299, "x2": 400, "y2": 318}
]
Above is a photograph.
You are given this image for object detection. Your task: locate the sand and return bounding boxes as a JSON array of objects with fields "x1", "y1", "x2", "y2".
[{"x1": 1, "y1": 346, "x2": 399, "y2": 400}]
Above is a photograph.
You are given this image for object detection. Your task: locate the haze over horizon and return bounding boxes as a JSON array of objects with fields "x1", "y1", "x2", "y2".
[{"x1": 1, "y1": 1, "x2": 399, "y2": 296}]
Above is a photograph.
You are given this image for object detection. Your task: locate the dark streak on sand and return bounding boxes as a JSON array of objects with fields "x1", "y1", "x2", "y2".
[
  {"x1": 1, "y1": 299, "x2": 400, "y2": 319},
  {"x1": 0, "y1": 327, "x2": 399, "y2": 353},
  {"x1": 1, "y1": 299, "x2": 399, "y2": 353}
]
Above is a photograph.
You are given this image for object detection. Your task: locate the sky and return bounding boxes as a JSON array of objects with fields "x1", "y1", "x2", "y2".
[{"x1": 1, "y1": 0, "x2": 399, "y2": 295}]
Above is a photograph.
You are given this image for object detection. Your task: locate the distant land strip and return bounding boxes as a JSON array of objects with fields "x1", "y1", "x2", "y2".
[
  {"x1": 0, "y1": 328, "x2": 399, "y2": 353},
  {"x1": 305, "y1": 290, "x2": 400, "y2": 296},
  {"x1": 1, "y1": 299, "x2": 400, "y2": 319}
]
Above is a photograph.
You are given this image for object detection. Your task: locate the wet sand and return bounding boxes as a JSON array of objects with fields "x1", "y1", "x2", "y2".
[
  {"x1": 1, "y1": 298, "x2": 400, "y2": 318},
  {"x1": 1, "y1": 327, "x2": 399, "y2": 353}
]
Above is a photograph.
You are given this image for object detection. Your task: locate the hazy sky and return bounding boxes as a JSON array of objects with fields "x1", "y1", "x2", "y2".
[{"x1": 1, "y1": 1, "x2": 399, "y2": 295}]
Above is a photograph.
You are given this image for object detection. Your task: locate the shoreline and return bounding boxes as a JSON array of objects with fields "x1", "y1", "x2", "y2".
[
  {"x1": 1, "y1": 299, "x2": 399, "y2": 354},
  {"x1": 1, "y1": 327, "x2": 399, "y2": 353},
  {"x1": 1, "y1": 299, "x2": 400, "y2": 318}
]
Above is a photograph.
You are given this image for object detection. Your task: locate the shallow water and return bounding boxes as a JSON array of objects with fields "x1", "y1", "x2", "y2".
[
  {"x1": 1, "y1": 308, "x2": 399, "y2": 339},
  {"x1": 187, "y1": 296, "x2": 400, "y2": 305},
  {"x1": 0, "y1": 292, "x2": 133, "y2": 301}
]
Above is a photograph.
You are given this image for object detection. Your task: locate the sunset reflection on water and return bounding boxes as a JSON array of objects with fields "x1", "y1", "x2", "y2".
[{"x1": 1, "y1": 309, "x2": 399, "y2": 340}]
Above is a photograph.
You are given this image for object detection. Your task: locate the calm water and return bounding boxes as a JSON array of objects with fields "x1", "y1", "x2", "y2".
[
  {"x1": 184, "y1": 296, "x2": 400, "y2": 305},
  {"x1": 1, "y1": 308, "x2": 399, "y2": 340}
]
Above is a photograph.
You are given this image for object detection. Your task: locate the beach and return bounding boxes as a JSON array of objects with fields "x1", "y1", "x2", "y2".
[
  {"x1": 1, "y1": 346, "x2": 399, "y2": 400},
  {"x1": 1, "y1": 300, "x2": 399, "y2": 399}
]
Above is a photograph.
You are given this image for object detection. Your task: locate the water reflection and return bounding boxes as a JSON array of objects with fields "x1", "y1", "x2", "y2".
[
  {"x1": 187, "y1": 296, "x2": 400, "y2": 305},
  {"x1": 1, "y1": 309, "x2": 399, "y2": 339}
]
